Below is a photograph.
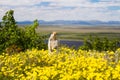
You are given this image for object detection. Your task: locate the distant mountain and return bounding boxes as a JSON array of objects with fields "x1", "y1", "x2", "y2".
[
  {"x1": 17, "y1": 20, "x2": 120, "y2": 26},
  {"x1": 17, "y1": 21, "x2": 33, "y2": 25}
]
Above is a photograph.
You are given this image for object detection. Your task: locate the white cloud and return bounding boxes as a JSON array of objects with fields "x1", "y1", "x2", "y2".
[
  {"x1": 0, "y1": 0, "x2": 120, "y2": 21},
  {"x1": 0, "y1": 0, "x2": 40, "y2": 6}
]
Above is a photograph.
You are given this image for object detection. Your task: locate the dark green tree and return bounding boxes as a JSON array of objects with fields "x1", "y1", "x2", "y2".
[
  {"x1": 0, "y1": 10, "x2": 47, "y2": 54},
  {"x1": 2, "y1": 10, "x2": 17, "y2": 29},
  {"x1": 0, "y1": 10, "x2": 19, "y2": 53},
  {"x1": 79, "y1": 35, "x2": 119, "y2": 51}
]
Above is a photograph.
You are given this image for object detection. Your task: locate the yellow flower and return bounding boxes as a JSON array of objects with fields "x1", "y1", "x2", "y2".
[{"x1": 0, "y1": 47, "x2": 120, "y2": 79}]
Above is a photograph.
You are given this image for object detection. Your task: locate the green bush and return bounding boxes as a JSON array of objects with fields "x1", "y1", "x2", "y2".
[
  {"x1": 0, "y1": 10, "x2": 47, "y2": 54},
  {"x1": 80, "y1": 35, "x2": 119, "y2": 51}
]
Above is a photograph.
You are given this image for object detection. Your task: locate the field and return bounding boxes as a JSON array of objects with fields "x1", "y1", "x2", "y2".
[
  {"x1": 36, "y1": 25, "x2": 120, "y2": 40},
  {"x1": 0, "y1": 48, "x2": 120, "y2": 80}
]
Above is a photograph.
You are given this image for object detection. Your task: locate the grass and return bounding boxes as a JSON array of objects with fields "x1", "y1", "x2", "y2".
[{"x1": 36, "y1": 25, "x2": 120, "y2": 40}]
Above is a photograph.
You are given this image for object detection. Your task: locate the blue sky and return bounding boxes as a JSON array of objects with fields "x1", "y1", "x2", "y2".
[{"x1": 0, "y1": 0, "x2": 120, "y2": 21}]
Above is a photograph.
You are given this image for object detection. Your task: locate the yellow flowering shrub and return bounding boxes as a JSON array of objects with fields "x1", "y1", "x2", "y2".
[{"x1": 0, "y1": 48, "x2": 120, "y2": 80}]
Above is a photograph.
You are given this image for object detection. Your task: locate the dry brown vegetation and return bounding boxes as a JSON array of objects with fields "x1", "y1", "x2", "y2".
[
  {"x1": 36, "y1": 25, "x2": 120, "y2": 33},
  {"x1": 35, "y1": 25, "x2": 120, "y2": 40}
]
